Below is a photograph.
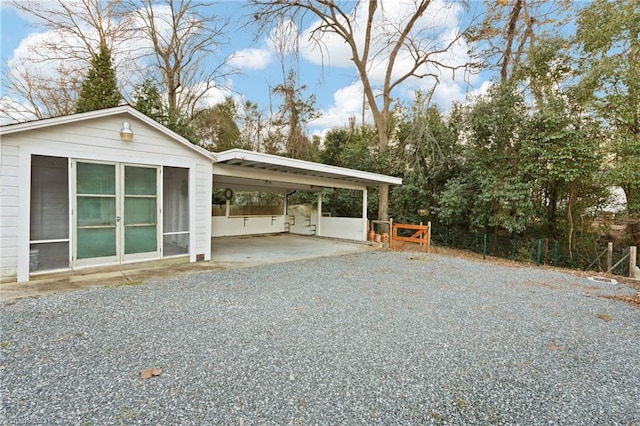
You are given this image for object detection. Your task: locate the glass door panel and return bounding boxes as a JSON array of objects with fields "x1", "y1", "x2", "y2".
[
  {"x1": 123, "y1": 165, "x2": 158, "y2": 256},
  {"x1": 75, "y1": 162, "x2": 117, "y2": 261},
  {"x1": 77, "y1": 162, "x2": 116, "y2": 194}
]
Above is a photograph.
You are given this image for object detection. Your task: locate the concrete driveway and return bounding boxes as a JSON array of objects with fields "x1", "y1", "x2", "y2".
[{"x1": 0, "y1": 234, "x2": 375, "y2": 300}]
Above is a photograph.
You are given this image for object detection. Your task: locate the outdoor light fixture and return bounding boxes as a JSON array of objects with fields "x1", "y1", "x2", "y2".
[{"x1": 120, "y1": 121, "x2": 134, "y2": 142}]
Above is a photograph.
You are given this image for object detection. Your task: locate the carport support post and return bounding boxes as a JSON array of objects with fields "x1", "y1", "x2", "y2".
[
  {"x1": 316, "y1": 192, "x2": 322, "y2": 236},
  {"x1": 629, "y1": 246, "x2": 637, "y2": 279},
  {"x1": 362, "y1": 188, "x2": 368, "y2": 241}
]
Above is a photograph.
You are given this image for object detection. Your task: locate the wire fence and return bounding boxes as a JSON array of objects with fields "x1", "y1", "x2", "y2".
[{"x1": 430, "y1": 226, "x2": 635, "y2": 277}]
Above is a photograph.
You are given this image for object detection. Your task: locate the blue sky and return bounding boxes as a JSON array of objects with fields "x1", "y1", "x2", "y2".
[{"x1": 0, "y1": 1, "x2": 490, "y2": 135}]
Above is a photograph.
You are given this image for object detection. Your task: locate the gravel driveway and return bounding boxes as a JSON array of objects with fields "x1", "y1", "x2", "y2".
[{"x1": 1, "y1": 251, "x2": 639, "y2": 425}]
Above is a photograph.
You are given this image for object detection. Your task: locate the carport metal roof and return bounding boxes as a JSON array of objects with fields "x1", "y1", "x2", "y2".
[{"x1": 213, "y1": 149, "x2": 402, "y2": 192}]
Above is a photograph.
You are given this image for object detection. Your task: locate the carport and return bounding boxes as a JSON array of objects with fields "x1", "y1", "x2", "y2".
[{"x1": 211, "y1": 149, "x2": 402, "y2": 241}]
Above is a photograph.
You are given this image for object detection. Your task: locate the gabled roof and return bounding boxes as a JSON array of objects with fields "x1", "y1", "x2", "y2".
[
  {"x1": 0, "y1": 107, "x2": 402, "y2": 189},
  {"x1": 215, "y1": 148, "x2": 402, "y2": 187},
  {"x1": 0, "y1": 105, "x2": 215, "y2": 161}
]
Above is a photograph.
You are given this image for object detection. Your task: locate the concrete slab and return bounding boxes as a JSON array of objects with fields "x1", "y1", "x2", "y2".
[
  {"x1": 0, "y1": 234, "x2": 377, "y2": 300},
  {"x1": 212, "y1": 234, "x2": 376, "y2": 268}
]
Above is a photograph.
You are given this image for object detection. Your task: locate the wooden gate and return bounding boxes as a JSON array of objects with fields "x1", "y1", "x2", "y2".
[{"x1": 391, "y1": 223, "x2": 430, "y2": 253}]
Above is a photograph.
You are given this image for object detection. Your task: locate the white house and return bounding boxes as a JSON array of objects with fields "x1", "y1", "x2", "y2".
[{"x1": 0, "y1": 106, "x2": 401, "y2": 283}]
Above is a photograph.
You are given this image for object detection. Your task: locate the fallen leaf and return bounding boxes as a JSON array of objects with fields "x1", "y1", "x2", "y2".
[
  {"x1": 288, "y1": 373, "x2": 295, "y2": 381},
  {"x1": 548, "y1": 343, "x2": 562, "y2": 351},
  {"x1": 596, "y1": 313, "x2": 612, "y2": 322},
  {"x1": 140, "y1": 368, "x2": 163, "y2": 379}
]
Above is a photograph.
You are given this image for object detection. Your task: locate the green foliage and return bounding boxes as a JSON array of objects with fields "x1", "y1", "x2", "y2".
[
  {"x1": 433, "y1": 177, "x2": 471, "y2": 227},
  {"x1": 575, "y1": 0, "x2": 640, "y2": 216},
  {"x1": 131, "y1": 80, "x2": 198, "y2": 144},
  {"x1": 75, "y1": 44, "x2": 120, "y2": 113},
  {"x1": 165, "y1": 108, "x2": 198, "y2": 144},
  {"x1": 131, "y1": 79, "x2": 164, "y2": 122},
  {"x1": 192, "y1": 97, "x2": 245, "y2": 152},
  {"x1": 432, "y1": 83, "x2": 537, "y2": 234},
  {"x1": 313, "y1": 124, "x2": 380, "y2": 217},
  {"x1": 388, "y1": 94, "x2": 461, "y2": 224}
]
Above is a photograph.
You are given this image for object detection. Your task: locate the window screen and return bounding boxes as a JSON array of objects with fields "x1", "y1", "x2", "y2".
[
  {"x1": 30, "y1": 155, "x2": 69, "y2": 271},
  {"x1": 163, "y1": 167, "x2": 189, "y2": 256}
]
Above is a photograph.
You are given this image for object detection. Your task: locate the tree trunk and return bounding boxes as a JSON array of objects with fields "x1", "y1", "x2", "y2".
[
  {"x1": 378, "y1": 184, "x2": 389, "y2": 232},
  {"x1": 567, "y1": 183, "x2": 576, "y2": 261},
  {"x1": 372, "y1": 105, "x2": 391, "y2": 228},
  {"x1": 501, "y1": 0, "x2": 523, "y2": 82}
]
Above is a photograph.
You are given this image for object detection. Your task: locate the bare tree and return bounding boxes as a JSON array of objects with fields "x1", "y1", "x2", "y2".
[
  {"x1": 1, "y1": 62, "x2": 83, "y2": 122},
  {"x1": 122, "y1": 0, "x2": 236, "y2": 119},
  {"x1": 272, "y1": 69, "x2": 320, "y2": 160},
  {"x1": 10, "y1": 0, "x2": 128, "y2": 66},
  {"x1": 248, "y1": 0, "x2": 475, "y2": 224},
  {"x1": 3, "y1": 0, "x2": 131, "y2": 122},
  {"x1": 468, "y1": 0, "x2": 571, "y2": 82}
]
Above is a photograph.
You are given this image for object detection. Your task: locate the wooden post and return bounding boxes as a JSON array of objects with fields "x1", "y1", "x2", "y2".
[
  {"x1": 607, "y1": 242, "x2": 613, "y2": 273},
  {"x1": 629, "y1": 246, "x2": 637, "y2": 279},
  {"x1": 427, "y1": 221, "x2": 431, "y2": 253},
  {"x1": 391, "y1": 224, "x2": 398, "y2": 249}
]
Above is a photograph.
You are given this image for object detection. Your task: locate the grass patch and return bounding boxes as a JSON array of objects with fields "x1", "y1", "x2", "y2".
[
  {"x1": 455, "y1": 398, "x2": 468, "y2": 409},
  {"x1": 602, "y1": 294, "x2": 640, "y2": 307},
  {"x1": 114, "y1": 281, "x2": 145, "y2": 288},
  {"x1": 429, "y1": 410, "x2": 445, "y2": 421}
]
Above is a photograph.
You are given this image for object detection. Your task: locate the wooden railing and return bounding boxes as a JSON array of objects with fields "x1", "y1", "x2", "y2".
[{"x1": 391, "y1": 222, "x2": 430, "y2": 253}]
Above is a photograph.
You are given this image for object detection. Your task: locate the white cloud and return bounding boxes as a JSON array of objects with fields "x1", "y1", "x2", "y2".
[
  {"x1": 310, "y1": 82, "x2": 369, "y2": 130},
  {"x1": 466, "y1": 80, "x2": 493, "y2": 101},
  {"x1": 228, "y1": 48, "x2": 272, "y2": 70},
  {"x1": 7, "y1": 31, "x2": 82, "y2": 76},
  {"x1": 266, "y1": 18, "x2": 300, "y2": 55},
  {"x1": 0, "y1": 96, "x2": 37, "y2": 125},
  {"x1": 193, "y1": 84, "x2": 235, "y2": 110}
]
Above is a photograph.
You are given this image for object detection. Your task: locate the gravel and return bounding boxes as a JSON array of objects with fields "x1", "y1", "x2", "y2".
[{"x1": 1, "y1": 250, "x2": 639, "y2": 425}]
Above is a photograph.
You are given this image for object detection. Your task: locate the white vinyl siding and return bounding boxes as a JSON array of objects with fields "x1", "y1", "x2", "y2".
[
  {"x1": 194, "y1": 163, "x2": 212, "y2": 261},
  {"x1": 0, "y1": 144, "x2": 20, "y2": 281}
]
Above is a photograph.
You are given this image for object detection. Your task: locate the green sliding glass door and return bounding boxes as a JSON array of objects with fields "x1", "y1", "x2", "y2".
[
  {"x1": 123, "y1": 166, "x2": 157, "y2": 255},
  {"x1": 76, "y1": 162, "x2": 117, "y2": 261},
  {"x1": 75, "y1": 161, "x2": 159, "y2": 266}
]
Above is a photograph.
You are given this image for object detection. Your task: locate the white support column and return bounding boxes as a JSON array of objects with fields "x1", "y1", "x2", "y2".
[
  {"x1": 16, "y1": 152, "x2": 31, "y2": 282},
  {"x1": 362, "y1": 188, "x2": 368, "y2": 241},
  {"x1": 316, "y1": 192, "x2": 322, "y2": 236},
  {"x1": 225, "y1": 199, "x2": 230, "y2": 217}
]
